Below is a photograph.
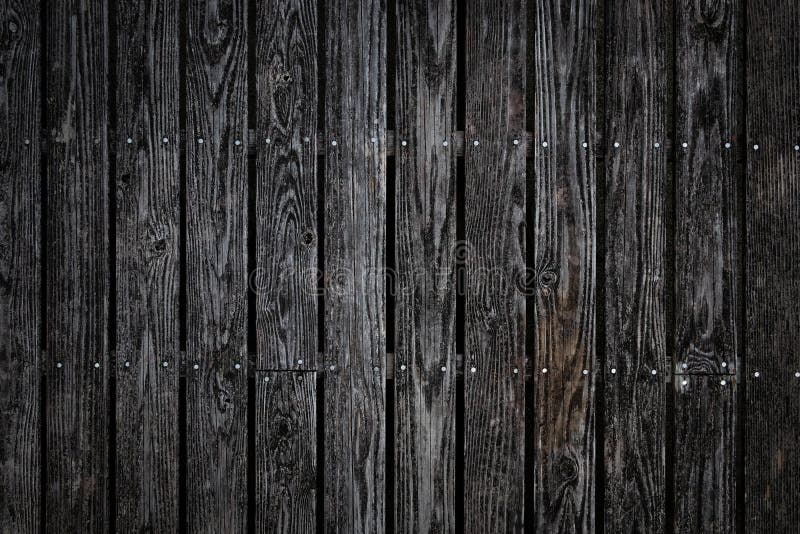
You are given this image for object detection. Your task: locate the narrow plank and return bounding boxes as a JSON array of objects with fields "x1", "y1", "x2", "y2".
[
  {"x1": 255, "y1": 0, "x2": 318, "y2": 369},
  {"x1": 675, "y1": 0, "x2": 740, "y2": 375},
  {"x1": 604, "y1": 1, "x2": 669, "y2": 531},
  {"x1": 673, "y1": 376, "x2": 735, "y2": 533},
  {"x1": 323, "y1": 0, "x2": 386, "y2": 531},
  {"x1": 532, "y1": 0, "x2": 595, "y2": 531},
  {"x1": 255, "y1": 371, "x2": 317, "y2": 533},
  {"x1": 114, "y1": 0, "x2": 180, "y2": 531},
  {"x1": 45, "y1": 0, "x2": 110, "y2": 532},
  {"x1": 746, "y1": 1, "x2": 800, "y2": 529},
  {"x1": 0, "y1": 1, "x2": 40, "y2": 531},
  {"x1": 186, "y1": 0, "x2": 249, "y2": 531},
  {"x1": 394, "y1": 0, "x2": 457, "y2": 532},
  {"x1": 464, "y1": 0, "x2": 526, "y2": 531}
]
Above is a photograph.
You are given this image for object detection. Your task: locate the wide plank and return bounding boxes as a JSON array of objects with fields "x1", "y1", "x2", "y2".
[
  {"x1": 604, "y1": 1, "x2": 669, "y2": 532},
  {"x1": 532, "y1": 0, "x2": 596, "y2": 531},
  {"x1": 0, "y1": 0, "x2": 41, "y2": 531},
  {"x1": 186, "y1": 0, "x2": 249, "y2": 531},
  {"x1": 323, "y1": 0, "x2": 386, "y2": 531},
  {"x1": 394, "y1": 0, "x2": 457, "y2": 532}
]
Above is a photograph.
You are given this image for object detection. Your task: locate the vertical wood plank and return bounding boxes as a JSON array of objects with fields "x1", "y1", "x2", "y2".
[
  {"x1": 533, "y1": 0, "x2": 596, "y2": 531},
  {"x1": 0, "y1": 1, "x2": 40, "y2": 531},
  {"x1": 186, "y1": 0, "x2": 249, "y2": 531},
  {"x1": 394, "y1": 0, "x2": 456, "y2": 532},
  {"x1": 675, "y1": 0, "x2": 740, "y2": 375},
  {"x1": 604, "y1": 1, "x2": 669, "y2": 532},
  {"x1": 255, "y1": 372, "x2": 317, "y2": 533},
  {"x1": 746, "y1": 1, "x2": 800, "y2": 530},
  {"x1": 115, "y1": 0, "x2": 180, "y2": 531},
  {"x1": 674, "y1": 376, "x2": 735, "y2": 533},
  {"x1": 464, "y1": 0, "x2": 526, "y2": 531},
  {"x1": 255, "y1": 0, "x2": 318, "y2": 370},
  {"x1": 45, "y1": 0, "x2": 110, "y2": 531},
  {"x1": 323, "y1": 0, "x2": 386, "y2": 531}
]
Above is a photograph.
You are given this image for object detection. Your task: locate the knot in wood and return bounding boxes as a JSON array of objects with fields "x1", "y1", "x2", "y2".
[{"x1": 539, "y1": 270, "x2": 558, "y2": 288}]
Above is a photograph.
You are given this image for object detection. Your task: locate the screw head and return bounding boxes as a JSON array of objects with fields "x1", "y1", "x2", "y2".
[
  {"x1": 265, "y1": 138, "x2": 271, "y2": 144},
  {"x1": 442, "y1": 140, "x2": 449, "y2": 147},
  {"x1": 331, "y1": 140, "x2": 337, "y2": 146},
  {"x1": 582, "y1": 142, "x2": 588, "y2": 148},
  {"x1": 610, "y1": 368, "x2": 617, "y2": 374},
  {"x1": 725, "y1": 142, "x2": 731, "y2": 149},
  {"x1": 754, "y1": 371, "x2": 760, "y2": 378},
  {"x1": 162, "y1": 361, "x2": 168, "y2": 367},
  {"x1": 795, "y1": 145, "x2": 799, "y2": 151},
  {"x1": 613, "y1": 142, "x2": 620, "y2": 148},
  {"x1": 234, "y1": 363, "x2": 241, "y2": 370},
  {"x1": 124, "y1": 361, "x2": 130, "y2": 367},
  {"x1": 651, "y1": 369, "x2": 657, "y2": 375},
  {"x1": 94, "y1": 362, "x2": 100, "y2": 368},
  {"x1": 542, "y1": 141, "x2": 548, "y2": 148},
  {"x1": 441, "y1": 366, "x2": 447, "y2": 372},
  {"x1": 753, "y1": 144, "x2": 759, "y2": 150},
  {"x1": 400, "y1": 364, "x2": 406, "y2": 371},
  {"x1": 162, "y1": 137, "x2": 169, "y2": 144},
  {"x1": 682, "y1": 363, "x2": 688, "y2": 369},
  {"x1": 681, "y1": 379, "x2": 688, "y2": 386},
  {"x1": 721, "y1": 361, "x2": 727, "y2": 368},
  {"x1": 329, "y1": 365, "x2": 336, "y2": 371},
  {"x1": 297, "y1": 359, "x2": 304, "y2": 365},
  {"x1": 56, "y1": 362, "x2": 63, "y2": 368},
  {"x1": 513, "y1": 139, "x2": 520, "y2": 145},
  {"x1": 582, "y1": 369, "x2": 589, "y2": 375},
  {"x1": 193, "y1": 363, "x2": 199, "y2": 370},
  {"x1": 541, "y1": 368, "x2": 548, "y2": 374},
  {"x1": 795, "y1": 372, "x2": 800, "y2": 378},
  {"x1": 473, "y1": 140, "x2": 479, "y2": 146},
  {"x1": 513, "y1": 368, "x2": 519, "y2": 374},
  {"x1": 127, "y1": 138, "x2": 133, "y2": 144},
  {"x1": 234, "y1": 139, "x2": 242, "y2": 146},
  {"x1": 654, "y1": 142, "x2": 661, "y2": 149},
  {"x1": 682, "y1": 142, "x2": 688, "y2": 148},
  {"x1": 264, "y1": 376, "x2": 270, "y2": 382},
  {"x1": 720, "y1": 379, "x2": 727, "y2": 385},
  {"x1": 470, "y1": 367, "x2": 477, "y2": 373}
]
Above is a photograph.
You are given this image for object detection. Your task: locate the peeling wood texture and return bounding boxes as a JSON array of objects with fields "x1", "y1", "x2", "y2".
[
  {"x1": 393, "y1": 0, "x2": 457, "y2": 532},
  {"x1": 533, "y1": 1, "x2": 596, "y2": 531},
  {"x1": 323, "y1": 0, "x2": 386, "y2": 532},
  {"x1": 604, "y1": 1, "x2": 669, "y2": 532},
  {"x1": 45, "y1": 0, "x2": 110, "y2": 532},
  {"x1": 114, "y1": 1, "x2": 180, "y2": 531},
  {"x1": 464, "y1": 1, "x2": 526, "y2": 532},
  {"x1": 185, "y1": 0, "x2": 249, "y2": 532},
  {"x1": 0, "y1": 1, "x2": 40, "y2": 532},
  {"x1": 256, "y1": 372, "x2": 317, "y2": 533},
  {"x1": 255, "y1": 0, "x2": 318, "y2": 369},
  {"x1": 745, "y1": 1, "x2": 800, "y2": 530}
]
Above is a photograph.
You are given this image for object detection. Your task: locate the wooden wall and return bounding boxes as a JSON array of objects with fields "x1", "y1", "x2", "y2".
[{"x1": 1, "y1": 0, "x2": 799, "y2": 532}]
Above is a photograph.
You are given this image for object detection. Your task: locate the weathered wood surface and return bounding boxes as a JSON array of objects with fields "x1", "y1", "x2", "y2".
[
  {"x1": 604, "y1": 1, "x2": 669, "y2": 532},
  {"x1": 532, "y1": 0, "x2": 595, "y2": 531},
  {"x1": 186, "y1": 0, "x2": 249, "y2": 531},
  {"x1": 464, "y1": 1, "x2": 526, "y2": 532},
  {"x1": 45, "y1": 0, "x2": 110, "y2": 532},
  {"x1": 256, "y1": 372, "x2": 317, "y2": 533},
  {"x1": 323, "y1": 0, "x2": 386, "y2": 531},
  {"x1": 0, "y1": 1, "x2": 40, "y2": 531},
  {"x1": 394, "y1": 0, "x2": 457, "y2": 532},
  {"x1": 255, "y1": 0, "x2": 318, "y2": 369},
  {"x1": 746, "y1": 1, "x2": 800, "y2": 530},
  {"x1": 675, "y1": 0, "x2": 740, "y2": 375},
  {"x1": 114, "y1": 1, "x2": 180, "y2": 531},
  {"x1": 674, "y1": 376, "x2": 735, "y2": 533}
]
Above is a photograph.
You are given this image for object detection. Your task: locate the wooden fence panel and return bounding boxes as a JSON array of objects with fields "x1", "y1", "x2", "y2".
[
  {"x1": 186, "y1": 0, "x2": 249, "y2": 531},
  {"x1": 464, "y1": 1, "x2": 526, "y2": 531},
  {"x1": 255, "y1": 0, "x2": 318, "y2": 370},
  {"x1": 114, "y1": 1, "x2": 180, "y2": 531},
  {"x1": 604, "y1": 1, "x2": 669, "y2": 532},
  {"x1": 0, "y1": 1, "x2": 41, "y2": 531},
  {"x1": 393, "y1": 0, "x2": 457, "y2": 532},
  {"x1": 746, "y1": 1, "x2": 800, "y2": 530},
  {"x1": 533, "y1": 0, "x2": 596, "y2": 531},
  {"x1": 323, "y1": 0, "x2": 386, "y2": 531},
  {"x1": 45, "y1": 1, "x2": 110, "y2": 532}
]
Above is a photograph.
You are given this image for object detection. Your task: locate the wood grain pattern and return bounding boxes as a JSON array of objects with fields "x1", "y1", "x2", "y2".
[
  {"x1": 186, "y1": 0, "x2": 249, "y2": 531},
  {"x1": 323, "y1": 0, "x2": 386, "y2": 531},
  {"x1": 114, "y1": 0, "x2": 180, "y2": 531},
  {"x1": 464, "y1": 1, "x2": 526, "y2": 532},
  {"x1": 746, "y1": 1, "x2": 800, "y2": 529},
  {"x1": 0, "y1": 1, "x2": 40, "y2": 531},
  {"x1": 532, "y1": 1, "x2": 595, "y2": 531},
  {"x1": 675, "y1": 0, "x2": 740, "y2": 375},
  {"x1": 394, "y1": 0, "x2": 457, "y2": 532},
  {"x1": 256, "y1": 372, "x2": 317, "y2": 533},
  {"x1": 604, "y1": 1, "x2": 669, "y2": 532},
  {"x1": 45, "y1": 0, "x2": 110, "y2": 532},
  {"x1": 255, "y1": 0, "x2": 318, "y2": 369},
  {"x1": 673, "y1": 376, "x2": 735, "y2": 533}
]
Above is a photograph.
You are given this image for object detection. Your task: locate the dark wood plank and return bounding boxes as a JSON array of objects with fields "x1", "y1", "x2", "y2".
[
  {"x1": 673, "y1": 376, "x2": 735, "y2": 533},
  {"x1": 675, "y1": 0, "x2": 740, "y2": 375},
  {"x1": 464, "y1": 1, "x2": 526, "y2": 531},
  {"x1": 0, "y1": 1, "x2": 40, "y2": 531},
  {"x1": 746, "y1": 1, "x2": 800, "y2": 529},
  {"x1": 45, "y1": 1, "x2": 110, "y2": 532},
  {"x1": 532, "y1": 1, "x2": 595, "y2": 531},
  {"x1": 394, "y1": 0, "x2": 457, "y2": 532},
  {"x1": 255, "y1": 0, "x2": 318, "y2": 369},
  {"x1": 256, "y1": 371, "x2": 317, "y2": 533},
  {"x1": 186, "y1": 0, "x2": 249, "y2": 531},
  {"x1": 114, "y1": 0, "x2": 180, "y2": 531},
  {"x1": 604, "y1": 1, "x2": 669, "y2": 532},
  {"x1": 323, "y1": 0, "x2": 386, "y2": 531}
]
